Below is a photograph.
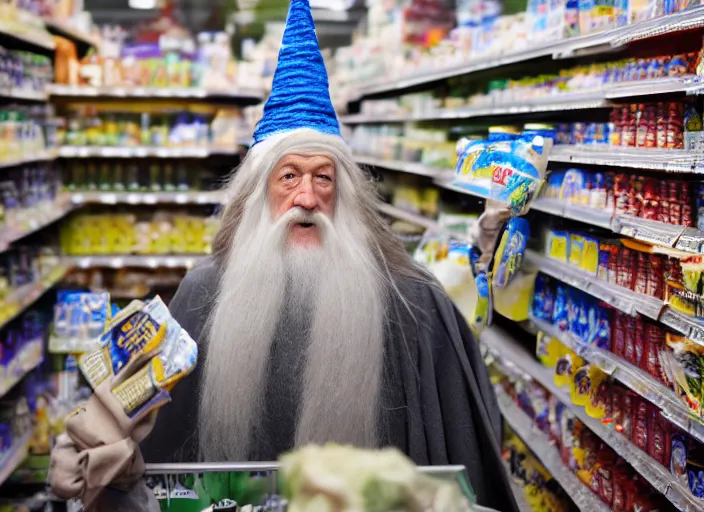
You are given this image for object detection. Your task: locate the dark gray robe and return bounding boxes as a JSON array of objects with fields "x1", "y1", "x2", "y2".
[{"x1": 140, "y1": 257, "x2": 519, "y2": 512}]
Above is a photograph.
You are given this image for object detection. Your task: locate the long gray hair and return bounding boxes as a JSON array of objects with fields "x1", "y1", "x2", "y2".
[{"x1": 198, "y1": 129, "x2": 425, "y2": 461}]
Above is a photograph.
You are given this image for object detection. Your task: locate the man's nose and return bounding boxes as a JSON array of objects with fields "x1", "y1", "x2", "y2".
[{"x1": 293, "y1": 177, "x2": 318, "y2": 210}]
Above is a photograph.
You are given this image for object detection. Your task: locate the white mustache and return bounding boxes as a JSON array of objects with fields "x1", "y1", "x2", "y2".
[{"x1": 279, "y1": 207, "x2": 329, "y2": 229}]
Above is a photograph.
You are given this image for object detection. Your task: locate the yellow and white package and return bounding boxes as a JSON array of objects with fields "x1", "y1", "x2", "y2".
[{"x1": 78, "y1": 295, "x2": 197, "y2": 418}]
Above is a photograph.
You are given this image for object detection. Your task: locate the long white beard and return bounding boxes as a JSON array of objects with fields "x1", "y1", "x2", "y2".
[{"x1": 198, "y1": 204, "x2": 386, "y2": 461}]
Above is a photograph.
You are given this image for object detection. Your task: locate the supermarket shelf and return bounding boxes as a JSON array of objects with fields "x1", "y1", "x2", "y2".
[
  {"x1": 604, "y1": 76, "x2": 704, "y2": 99},
  {"x1": 549, "y1": 145, "x2": 703, "y2": 172},
  {"x1": 0, "y1": 338, "x2": 43, "y2": 398},
  {"x1": 0, "y1": 265, "x2": 69, "y2": 332},
  {"x1": 0, "y1": 432, "x2": 32, "y2": 487},
  {"x1": 377, "y1": 203, "x2": 441, "y2": 231},
  {"x1": 359, "y1": 155, "x2": 704, "y2": 254},
  {"x1": 58, "y1": 146, "x2": 239, "y2": 158},
  {"x1": 484, "y1": 327, "x2": 704, "y2": 512},
  {"x1": 354, "y1": 43, "x2": 561, "y2": 98},
  {"x1": 0, "y1": 14, "x2": 55, "y2": 51},
  {"x1": 531, "y1": 198, "x2": 613, "y2": 230},
  {"x1": 0, "y1": 87, "x2": 47, "y2": 102},
  {"x1": 349, "y1": 7, "x2": 704, "y2": 99},
  {"x1": 355, "y1": 155, "x2": 446, "y2": 178},
  {"x1": 494, "y1": 386, "x2": 610, "y2": 512},
  {"x1": 524, "y1": 250, "x2": 664, "y2": 319},
  {"x1": 42, "y1": 19, "x2": 97, "y2": 49},
  {"x1": 48, "y1": 84, "x2": 265, "y2": 101},
  {"x1": 342, "y1": 93, "x2": 612, "y2": 124},
  {"x1": 529, "y1": 316, "x2": 704, "y2": 444},
  {"x1": 70, "y1": 191, "x2": 225, "y2": 205},
  {"x1": 48, "y1": 336, "x2": 99, "y2": 355},
  {"x1": 0, "y1": 149, "x2": 57, "y2": 170},
  {"x1": 524, "y1": 250, "x2": 704, "y2": 345},
  {"x1": 67, "y1": 255, "x2": 208, "y2": 269},
  {"x1": 0, "y1": 199, "x2": 75, "y2": 252},
  {"x1": 530, "y1": 198, "x2": 704, "y2": 254}
]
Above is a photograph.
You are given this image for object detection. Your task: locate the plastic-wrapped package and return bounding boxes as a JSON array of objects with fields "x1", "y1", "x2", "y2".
[{"x1": 454, "y1": 131, "x2": 550, "y2": 215}]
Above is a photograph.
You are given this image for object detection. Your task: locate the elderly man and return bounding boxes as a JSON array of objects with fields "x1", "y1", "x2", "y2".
[{"x1": 52, "y1": 1, "x2": 518, "y2": 510}]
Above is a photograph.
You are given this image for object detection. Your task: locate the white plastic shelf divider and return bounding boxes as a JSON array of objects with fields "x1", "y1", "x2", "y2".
[
  {"x1": 483, "y1": 326, "x2": 704, "y2": 512},
  {"x1": 355, "y1": 155, "x2": 446, "y2": 178},
  {"x1": 342, "y1": 93, "x2": 612, "y2": 124},
  {"x1": 0, "y1": 87, "x2": 47, "y2": 101},
  {"x1": 67, "y1": 255, "x2": 207, "y2": 269},
  {"x1": 0, "y1": 149, "x2": 57, "y2": 170},
  {"x1": 0, "y1": 432, "x2": 32, "y2": 487},
  {"x1": 0, "y1": 265, "x2": 68, "y2": 332},
  {"x1": 494, "y1": 386, "x2": 611, "y2": 512},
  {"x1": 47, "y1": 84, "x2": 265, "y2": 101},
  {"x1": 349, "y1": 7, "x2": 704, "y2": 99},
  {"x1": 528, "y1": 316, "x2": 704, "y2": 444},
  {"x1": 42, "y1": 19, "x2": 97, "y2": 48},
  {"x1": 0, "y1": 12, "x2": 55, "y2": 50},
  {"x1": 58, "y1": 146, "x2": 239, "y2": 158},
  {"x1": 70, "y1": 191, "x2": 225, "y2": 205},
  {"x1": 549, "y1": 145, "x2": 702, "y2": 172},
  {"x1": 0, "y1": 199, "x2": 75, "y2": 252}
]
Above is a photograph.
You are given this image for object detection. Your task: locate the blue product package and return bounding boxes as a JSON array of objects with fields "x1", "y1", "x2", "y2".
[
  {"x1": 102, "y1": 308, "x2": 164, "y2": 376},
  {"x1": 532, "y1": 274, "x2": 555, "y2": 321},
  {"x1": 553, "y1": 284, "x2": 569, "y2": 331},
  {"x1": 493, "y1": 218, "x2": 530, "y2": 290}
]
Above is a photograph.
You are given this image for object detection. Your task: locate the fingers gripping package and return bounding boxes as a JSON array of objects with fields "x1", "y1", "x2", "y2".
[
  {"x1": 78, "y1": 296, "x2": 198, "y2": 419},
  {"x1": 454, "y1": 126, "x2": 552, "y2": 215}
]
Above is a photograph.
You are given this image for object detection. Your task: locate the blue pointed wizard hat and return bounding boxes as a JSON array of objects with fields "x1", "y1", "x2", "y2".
[{"x1": 251, "y1": 0, "x2": 341, "y2": 147}]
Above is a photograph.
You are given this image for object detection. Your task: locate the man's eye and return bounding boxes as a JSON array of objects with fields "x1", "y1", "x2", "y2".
[
  {"x1": 317, "y1": 174, "x2": 332, "y2": 182},
  {"x1": 283, "y1": 173, "x2": 296, "y2": 180}
]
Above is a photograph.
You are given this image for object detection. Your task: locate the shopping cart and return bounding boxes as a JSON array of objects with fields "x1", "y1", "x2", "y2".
[{"x1": 143, "y1": 462, "x2": 501, "y2": 511}]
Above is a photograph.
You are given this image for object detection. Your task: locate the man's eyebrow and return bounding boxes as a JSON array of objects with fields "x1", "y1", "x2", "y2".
[{"x1": 277, "y1": 161, "x2": 302, "y2": 173}]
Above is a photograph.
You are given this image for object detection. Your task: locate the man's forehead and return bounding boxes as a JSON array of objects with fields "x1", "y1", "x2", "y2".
[{"x1": 276, "y1": 153, "x2": 335, "y2": 167}]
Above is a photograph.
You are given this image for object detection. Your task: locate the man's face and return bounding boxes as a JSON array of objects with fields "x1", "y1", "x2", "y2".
[{"x1": 267, "y1": 153, "x2": 336, "y2": 247}]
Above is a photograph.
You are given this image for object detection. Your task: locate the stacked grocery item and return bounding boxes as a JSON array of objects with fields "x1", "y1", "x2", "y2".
[
  {"x1": 503, "y1": 433, "x2": 574, "y2": 511},
  {"x1": 357, "y1": 48, "x2": 703, "y2": 117},
  {"x1": 532, "y1": 273, "x2": 704, "y2": 427},
  {"x1": 552, "y1": 101, "x2": 701, "y2": 149},
  {"x1": 0, "y1": 106, "x2": 52, "y2": 164},
  {"x1": 0, "y1": 163, "x2": 62, "y2": 235},
  {"x1": 0, "y1": 46, "x2": 53, "y2": 95},
  {"x1": 543, "y1": 171, "x2": 701, "y2": 227},
  {"x1": 335, "y1": 0, "x2": 704, "y2": 91},
  {"x1": 0, "y1": 246, "x2": 62, "y2": 299},
  {"x1": 350, "y1": 125, "x2": 456, "y2": 168},
  {"x1": 53, "y1": 28, "x2": 260, "y2": 93},
  {"x1": 60, "y1": 212, "x2": 219, "y2": 256},
  {"x1": 55, "y1": 106, "x2": 245, "y2": 151},
  {"x1": 61, "y1": 160, "x2": 220, "y2": 194},
  {"x1": 502, "y1": 374, "x2": 679, "y2": 508}
]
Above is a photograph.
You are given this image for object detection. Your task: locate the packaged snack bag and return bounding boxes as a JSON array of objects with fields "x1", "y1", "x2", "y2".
[
  {"x1": 454, "y1": 133, "x2": 549, "y2": 215},
  {"x1": 536, "y1": 332, "x2": 563, "y2": 368},
  {"x1": 585, "y1": 366, "x2": 610, "y2": 418},
  {"x1": 661, "y1": 333, "x2": 704, "y2": 418},
  {"x1": 492, "y1": 217, "x2": 529, "y2": 290}
]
